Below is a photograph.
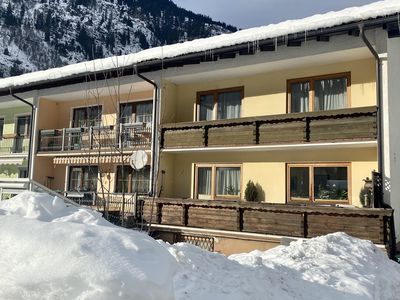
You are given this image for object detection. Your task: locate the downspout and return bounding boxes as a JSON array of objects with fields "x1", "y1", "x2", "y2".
[
  {"x1": 359, "y1": 24, "x2": 385, "y2": 207},
  {"x1": 360, "y1": 25, "x2": 396, "y2": 259},
  {"x1": 135, "y1": 67, "x2": 159, "y2": 197},
  {"x1": 10, "y1": 92, "x2": 35, "y2": 185}
]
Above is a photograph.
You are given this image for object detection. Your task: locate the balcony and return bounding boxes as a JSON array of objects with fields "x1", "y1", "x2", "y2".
[
  {"x1": 38, "y1": 123, "x2": 151, "y2": 153},
  {"x1": 138, "y1": 197, "x2": 394, "y2": 252},
  {"x1": 0, "y1": 136, "x2": 29, "y2": 154},
  {"x1": 161, "y1": 106, "x2": 377, "y2": 149}
]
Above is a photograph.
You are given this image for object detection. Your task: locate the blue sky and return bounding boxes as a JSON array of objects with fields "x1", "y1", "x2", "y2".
[{"x1": 172, "y1": 0, "x2": 378, "y2": 29}]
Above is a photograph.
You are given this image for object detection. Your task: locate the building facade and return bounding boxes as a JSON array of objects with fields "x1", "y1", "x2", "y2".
[{"x1": 0, "y1": 1, "x2": 399, "y2": 255}]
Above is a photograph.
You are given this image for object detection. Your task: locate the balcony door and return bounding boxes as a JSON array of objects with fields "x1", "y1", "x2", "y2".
[
  {"x1": 14, "y1": 115, "x2": 30, "y2": 153},
  {"x1": 119, "y1": 101, "x2": 153, "y2": 125},
  {"x1": 68, "y1": 166, "x2": 98, "y2": 192},
  {"x1": 72, "y1": 106, "x2": 102, "y2": 128}
]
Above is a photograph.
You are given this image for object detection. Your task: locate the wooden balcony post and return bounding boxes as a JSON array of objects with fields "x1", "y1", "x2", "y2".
[
  {"x1": 253, "y1": 121, "x2": 259, "y2": 145},
  {"x1": 303, "y1": 117, "x2": 310, "y2": 142},
  {"x1": 160, "y1": 128, "x2": 165, "y2": 149},
  {"x1": 203, "y1": 125, "x2": 209, "y2": 147},
  {"x1": 237, "y1": 207, "x2": 243, "y2": 231},
  {"x1": 182, "y1": 204, "x2": 188, "y2": 226},
  {"x1": 157, "y1": 203, "x2": 163, "y2": 224},
  {"x1": 302, "y1": 212, "x2": 308, "y2": 238}
]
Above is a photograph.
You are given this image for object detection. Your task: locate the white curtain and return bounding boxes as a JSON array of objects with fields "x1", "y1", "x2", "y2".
[
  {"x1": 217, "y1": 91, "x2": 241, "y2": 119},
  {"x1": 291, "y1": 82, "x2": 309, "y2": 112},
  {"x1": 199, "y1": 95, "x2": 214, "y2": 121},
  {"x1": 132, "y1": 166, "x2": 150, "y2": 194},
  {"x1": 197, "y1": 167, "x2": 212, "y2": 198},
  {"x1": 216, "y1": 167, "x2": 240, "y2": 196},
  {"x1": 314, "y1": 78, "x2": 347, "y2": 111},
  {"x1": 136, "y1": 102, "x2": 153, "y2": 124}
]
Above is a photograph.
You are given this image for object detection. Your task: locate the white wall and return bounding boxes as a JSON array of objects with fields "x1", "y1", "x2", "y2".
[{"x1": 387, "y1": 36, "x2": 400, "y2": 242}]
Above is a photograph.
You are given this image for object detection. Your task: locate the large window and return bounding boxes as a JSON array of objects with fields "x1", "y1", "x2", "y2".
[
  {"x1": 195, "y1": 164, "x2": 241, "y2": 200},
  {"x1": 68, "y1": 166, "x2": 98, "y2": 192},
  {"x1": 115, "y1": 165, "x2": 150, "y2": 194},
  {"x1": 288, "y1": 73, "x2": 350, "y2": 113},
  {"x1": 197, "y1": 87, "x2": 243, "y2": 121},
  {"x1": 72, "y1": 106, "x2": 102, "y2": 127},
  {"x1": 0, "y1": 118, "x2": 4, "y2": 139},
  {"x1": 119, "y1": 101, "x2": 153, "y2": 125},
  {"x1": 288, "y1": 163, "x2": 350, "y2": 203}
]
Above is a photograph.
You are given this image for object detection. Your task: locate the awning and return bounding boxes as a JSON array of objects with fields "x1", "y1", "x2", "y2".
[
  {"x1": 0, "y1": 157, "x2": 25, "y2": 165},
  {"x1": 53, "y1": 155, "x2": 133, "y2": 165}
]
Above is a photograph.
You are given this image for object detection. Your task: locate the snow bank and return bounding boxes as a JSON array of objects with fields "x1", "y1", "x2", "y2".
[
  {"x1": 1, "y1": 191, "x2": 400, "y2": 300},
  {"x1": 170, "y1": 233, "x2": 400, "y2": 300},
  {"x1": 0, "y1": 192, "x2": 177, "y2": 300},
  {"x1": 0, "y1": 1, "x2": 399, "y2": 91}
]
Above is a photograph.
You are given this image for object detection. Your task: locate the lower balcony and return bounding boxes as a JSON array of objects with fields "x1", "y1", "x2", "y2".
[
  {"x1": 38, "y1": 123, "x2": 151, "y2": 153},
  {"x1": 138, "y1": 197, "x2": 394, "y2": 254},
  {"x1": 161, "y1": 106, "x2": 377, "y2": 150}
]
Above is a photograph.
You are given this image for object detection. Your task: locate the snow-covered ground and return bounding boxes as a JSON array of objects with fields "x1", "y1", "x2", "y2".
[{"x1": 0, "y1": 192, "x2": 399, "y2": 300}]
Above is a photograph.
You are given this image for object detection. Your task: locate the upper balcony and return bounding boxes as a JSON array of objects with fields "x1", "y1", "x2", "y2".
[
  {"x1": 161, "y1": 106, "x2": 377, "y2": 150},
  {"x1": 38, "y1": 123, "x2": 151, "y2": 153},
  {"x1": 0, "y1": 136, "x2": 29, "y2": 155}
]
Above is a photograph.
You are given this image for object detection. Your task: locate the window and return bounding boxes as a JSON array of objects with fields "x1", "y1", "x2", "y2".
[
  {"x1": 16, "y1": 115, "x2": 31, "y2": 137},
  {"x1": 195, "y1": 164, "x2": 241, "y2": 200},
  {"x1": 288, "y1": 163, "x2": 350, "y2": 203},
  {"x1": 197, "y1": 87, "x2": 243, "y2": 121},
  {"x1": 68, "y1": 166, "x2": 98, "y2": 192},
  {"x1": 288, "y1": 73, "x2": 350, "y2": 113},
  {"x1": 119, "y1": 101, "x2": 153, "y2": 125},
  {"x1": 72, "y1": 106, "x2": 102, "y2": 127},
  {"x1": 0, "y1": 118, "x2": 4, "y2": 139},
  {"x1": 115, "y1": 165, "x2": 150, "y2": 194}
]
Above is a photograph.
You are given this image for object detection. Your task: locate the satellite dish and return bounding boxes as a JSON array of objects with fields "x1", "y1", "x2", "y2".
[{"x1": 130, "y1": 150, "x2": 148, "y2": 170}]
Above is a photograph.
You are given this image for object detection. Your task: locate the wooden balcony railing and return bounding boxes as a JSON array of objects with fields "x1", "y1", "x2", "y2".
[
  {"x1": 38, "y1": 123, "x2": 151, "y2": 152},
  {"x1": 161, "y1": 106, "x2": 377, "y2": 149},
  {"x1": 138, "y1": 197, "x2": 394, "y2": 249}
]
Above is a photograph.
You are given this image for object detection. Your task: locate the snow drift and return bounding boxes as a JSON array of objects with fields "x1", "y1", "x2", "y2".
[
  {"x1": 0, "y1": 192, "x2": 176, "y2": 300},
  {"x1": 0, "y1": 191, "x2": 399, "y2": 300}
]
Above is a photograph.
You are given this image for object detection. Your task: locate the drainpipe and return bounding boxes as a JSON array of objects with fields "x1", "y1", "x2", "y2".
[
  {"x1": 135, "y1": 67, "x2": 159, "y2": 197},
  {"x1": 359, "y1": 24, "x2": 385, "y2": 207},
  {"x1": 360, "y1": 25, "x2": 396, "y2": 259},
  {"x1": 10, "y1": 92, "x2": 36, "y2": 185}
]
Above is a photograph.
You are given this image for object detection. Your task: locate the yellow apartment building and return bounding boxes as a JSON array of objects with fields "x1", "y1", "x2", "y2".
[{"x1": 0, "y1": 2, "x2": 399, "y2": 255}]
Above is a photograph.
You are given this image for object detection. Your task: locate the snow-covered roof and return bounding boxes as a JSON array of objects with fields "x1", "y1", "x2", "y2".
[{"x1": 1, "y1": 0, "x2": 400, "y2": 93}]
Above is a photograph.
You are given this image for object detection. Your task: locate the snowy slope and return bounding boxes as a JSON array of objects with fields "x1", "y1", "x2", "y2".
[
  {"x1": 0, "y1": 0, "x2": 235, "y2": 77},
  {"x1": 1, "y1": 191, "x2": 400, "y2": 300},
  {"x1": 0, "y1": 0, "x2": 399, "y2": 92},
  {"x1": 0, "y1": 192, "x2": 177, "y2": 300}
]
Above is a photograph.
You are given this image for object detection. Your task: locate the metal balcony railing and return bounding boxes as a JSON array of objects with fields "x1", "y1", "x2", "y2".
[
  {"x1": 0, "y1": 137, "x2": 29, "y2": 154},
  {"x1": 38, "y1": 123, "x2": 152, "y2": 152}
]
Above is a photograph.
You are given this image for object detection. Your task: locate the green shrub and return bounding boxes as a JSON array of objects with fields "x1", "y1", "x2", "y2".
[{"x1": 245, "y1": 180, "x2": 258, "y2": 202}]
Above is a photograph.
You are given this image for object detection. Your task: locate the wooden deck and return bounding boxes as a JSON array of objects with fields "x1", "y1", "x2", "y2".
[
  {"x1": 161, "y1": 106, "x2": 377, "y2": 149},
  {"x1": 138, "y1": 198, "x2": 394, "y2": 251}
]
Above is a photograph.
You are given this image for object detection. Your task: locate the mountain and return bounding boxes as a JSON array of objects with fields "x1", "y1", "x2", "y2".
[{"x1": 0, "y1": 0, "x2": 237, "y2": 77}]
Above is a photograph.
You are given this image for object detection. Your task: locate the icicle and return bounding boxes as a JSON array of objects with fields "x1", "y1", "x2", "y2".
[
  {"x1": 304, "y1": 30, "x2": 307, "y2": 45},
  {"x1": 275, "y1": 37, "x2": 278, "y2": 52}
]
